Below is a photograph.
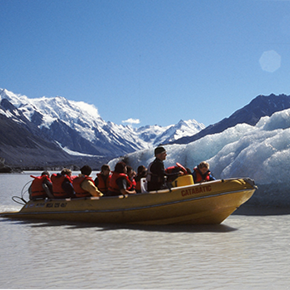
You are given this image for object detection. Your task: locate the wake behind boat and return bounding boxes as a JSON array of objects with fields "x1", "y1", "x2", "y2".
[{"x1": 0, "y1": 176, "x2": 256, "y2": 225}]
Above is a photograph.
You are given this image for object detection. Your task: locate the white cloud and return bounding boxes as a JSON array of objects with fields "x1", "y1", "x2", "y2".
[{"x1": 122, "y1": 118, "x2": 140, "y2": 125}]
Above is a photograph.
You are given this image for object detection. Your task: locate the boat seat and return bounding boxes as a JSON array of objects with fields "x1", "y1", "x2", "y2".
[{"x1": 140, "y1": 178, "x2": 148, "y2": 193}]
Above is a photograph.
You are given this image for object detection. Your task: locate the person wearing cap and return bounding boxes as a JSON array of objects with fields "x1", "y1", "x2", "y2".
[{"x1": 147, "y1": 146, "x2": 168, "y2": 191}]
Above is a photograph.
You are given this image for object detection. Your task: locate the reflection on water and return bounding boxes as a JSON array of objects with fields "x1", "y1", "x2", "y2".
[
  {"x1": 1, "y1": 218, "x2": 238, "y2": 232},
  {"x1": 1, "y1": 214, "x2": 290, "y2": 289},
  {"x1": 1, "y1": 173, "x2": 290, "y2": 289}
]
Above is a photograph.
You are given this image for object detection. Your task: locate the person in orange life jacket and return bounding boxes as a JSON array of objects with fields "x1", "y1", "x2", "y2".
[
  {"x1": 192, "y1": 161, "x2": 216, "y2": 183},
  {"x1": 147, "y1": 147, "x2": 184, "y2": 191},
  {"x1": 51, "y1": 168, "x2": 75, "y2": 199},
  {"x1": 29, "y1": 171, "x2": 54, "y2": 200},
  {"x1": 107, "y1": 161, "x2": 136, "y2": 196},
  {"x1": 127, "y1": 166, "x2": 136, "y2": 191},
  {"x1": 135, "y1": 165, "x2": 147, "y2": 193},
  {"x1": 94, "y1": 164, "x2": 111, "y2": 195},
  {"x1": 73, "y1": 165, "x2": 103, "y2": 197}
]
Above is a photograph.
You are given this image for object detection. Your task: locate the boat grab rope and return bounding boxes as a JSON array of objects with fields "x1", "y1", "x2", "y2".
[{"x1": 12, "y1": 180, "x2": 31, "y2": 205}]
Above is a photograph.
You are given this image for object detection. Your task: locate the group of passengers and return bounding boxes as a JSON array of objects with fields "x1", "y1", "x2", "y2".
[{"x1": 29, "y1": 146, "x2": 215, "y2": 201}]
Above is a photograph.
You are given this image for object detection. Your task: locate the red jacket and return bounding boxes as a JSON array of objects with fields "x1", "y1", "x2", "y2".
[
  {"x1": 193, "y1": 168, "x2": 211, "y2": 182},
  {"x1": 108, "y1": 172, "x2": 132, "y2": 195},
  {"x1": 51, "y1": 174, "x2": 72, "y2": 198},
  {"x1": 165, "y1": 164, "x2": 188, "y2": 182},
  {"x1": 96, "y1": 173, "x2": 111, "y2": 193},
  {"x1": 30, "y1": 175, "x2": 51, "y2": 199},
  {"x1": 165, "y1": 163, "x2": 187, "y2": 175},
  {"x1": 73, "y1": 176, "x2": 95, "y2": 198},
  {"x1": 128, "y1": 177, "x2": 136, "y2": 191}
]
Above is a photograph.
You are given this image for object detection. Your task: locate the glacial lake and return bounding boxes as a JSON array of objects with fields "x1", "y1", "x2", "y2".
[{"x1": 0, "y1": 172, "x2": 289, "y2": 289}]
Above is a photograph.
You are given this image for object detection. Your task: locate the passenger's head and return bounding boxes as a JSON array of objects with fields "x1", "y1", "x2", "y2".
[
  {"x1": 80, "y1": 165, "x2": 92, "y2": 176},
  {"x1": 197, "y1": 162, "x2": 209, "y2": 175},
  {"x1": 101, "y1": 164, "x2": 111, "y2": 175},
  {"x1": 41, "y1": 171, "x2": 50, "y2": 177},
  {"x1": 114, "y1": 161, "x2": 127, "y2": 174},
  {"x1": 154, "y1": 146, "x2": 167, "y2": 160},
  {"x1": 127, "y1": 166, "x2": 135, "y2": 178},
  {"x1": 61, "y1": 168, "x2": 72, "y2": 177},
  {"x1": 137, "y1": 165, "x2": 147, "y2": 176}
]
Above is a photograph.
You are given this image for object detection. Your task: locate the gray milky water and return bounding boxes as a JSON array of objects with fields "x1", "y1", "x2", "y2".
[{"x1": 0, "y1": 172, "x2": 289, "y2": 289}]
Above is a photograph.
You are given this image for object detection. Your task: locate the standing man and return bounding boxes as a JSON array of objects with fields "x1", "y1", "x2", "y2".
[{"x1": 147, "y1": 146, "x2": 168, "y2": 191}]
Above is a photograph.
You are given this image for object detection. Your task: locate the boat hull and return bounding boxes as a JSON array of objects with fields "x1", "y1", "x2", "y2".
[{"x1": 0, "y1": 178, "x2": 256, "y2": 225}]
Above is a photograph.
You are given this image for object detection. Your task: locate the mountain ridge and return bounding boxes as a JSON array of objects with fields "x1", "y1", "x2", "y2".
[
  {"x1": 1, "y1": 88, "x2": 290, "y2": 171},
  {"x1": 0, "y1": 88, "x2": 204, "y2": 170}
]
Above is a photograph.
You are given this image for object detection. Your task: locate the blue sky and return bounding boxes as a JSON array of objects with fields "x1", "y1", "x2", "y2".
[{"x1": 1, "y1": 0, "x2": 290, "y2": 127}]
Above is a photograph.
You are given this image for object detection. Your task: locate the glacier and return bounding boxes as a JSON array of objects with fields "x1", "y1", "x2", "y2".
[{"x1": 109, "y1": 108, "x2": 290, "y2": 207}]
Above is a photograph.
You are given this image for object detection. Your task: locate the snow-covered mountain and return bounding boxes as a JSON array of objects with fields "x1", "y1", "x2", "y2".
[
  {"x1": 136, "y1": 119, "x2": 204, "y2": 145},
  {"x1": 0, "y1": 88, "x2": 204, "y2": 168}
]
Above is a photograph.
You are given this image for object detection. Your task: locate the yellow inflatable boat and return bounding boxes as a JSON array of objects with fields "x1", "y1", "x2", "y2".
[{"x1": 0, "y1": 176, "x2": 256, "y2": 225}]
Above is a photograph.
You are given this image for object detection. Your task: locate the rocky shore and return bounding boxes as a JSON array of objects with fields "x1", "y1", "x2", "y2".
[
  {"x1": 0, "y1": 155, "x2": 108, "y2": 173},
  {"x1": 0, "y1": 157, "x2": 13, "y2": 173}
]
